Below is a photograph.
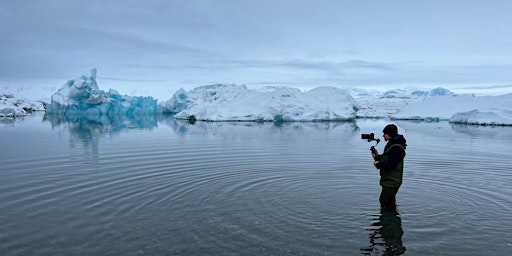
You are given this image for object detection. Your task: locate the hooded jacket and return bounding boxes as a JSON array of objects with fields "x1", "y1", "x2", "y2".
[{"x1": 376, "y1": 134, "x2": 407, "y2": 188}]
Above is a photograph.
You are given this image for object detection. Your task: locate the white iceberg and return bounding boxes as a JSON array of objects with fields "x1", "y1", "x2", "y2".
[
  {"x1": 391, "y1": 93, "x2": 512, "y2": 125},
  {"x1": 45, "y1": 69, "x2": 157, "y2": 117},
  {"x1": 450, "y1": 108, "x2": 512, "y2": 126},
  {"x1": 0, "y1": 93, "x2": 45, "y2": 118},
  {"x1": 160, "y1": 84, "x2": 360, "y2": 122}
]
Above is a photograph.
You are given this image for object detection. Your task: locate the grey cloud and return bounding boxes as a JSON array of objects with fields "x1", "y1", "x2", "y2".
[
  {"x1": 120, "y1": 59, "x2": 396, "y2": 72},
  {"x1": 456, "y1": 84, "x2": 512, "y2": 90},
  {"x1": 1, "y1": 0, "x2": 511, "y2": 90}
]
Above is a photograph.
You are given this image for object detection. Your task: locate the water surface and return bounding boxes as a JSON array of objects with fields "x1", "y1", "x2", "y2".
[{"x1": 1, "y1": 113, "x2": 511, "y2": 255}]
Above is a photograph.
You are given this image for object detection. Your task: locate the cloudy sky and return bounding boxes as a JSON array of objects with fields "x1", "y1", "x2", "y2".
[{"x1": 1, "y1": 0, "x2": 511, "y2": 96}]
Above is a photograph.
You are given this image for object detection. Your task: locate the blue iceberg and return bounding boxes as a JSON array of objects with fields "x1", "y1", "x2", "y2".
[{"x1": 44, "y1": 69, "x2": 157, "y2": 118}]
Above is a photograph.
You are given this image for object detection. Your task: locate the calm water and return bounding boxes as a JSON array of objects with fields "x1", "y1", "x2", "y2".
[{"x1": 1, "y1": 113, "x2": 511, "y2": 256}]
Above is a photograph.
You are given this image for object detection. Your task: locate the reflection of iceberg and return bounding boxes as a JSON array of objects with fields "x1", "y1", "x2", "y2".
[
  {"x1": 44, "y1": 113, "x2": 158, "y2": 133},
  {"x1": 449, "y1": 123, "x2": 512, "y2": 140},
  {"x1": 162, "y1": 117, "x2": 359, "y2": 136},
  {"x1": 396, "y1": 120, "x2": 512, "y2": 139},
  {"x1": 44, "y1": 69, "x2": 157, "y2": 117},
  {"x1": 43, "y1": 112, "x2": 158, "y2": 163}
]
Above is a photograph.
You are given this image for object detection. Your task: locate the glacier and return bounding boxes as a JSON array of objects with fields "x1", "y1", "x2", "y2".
[
  {"x1": 159, "y1": 84, "x2": 360, "y2": 122},
  {"x1": 44, "y1": 69, "x2": 157, "y2": 119}
]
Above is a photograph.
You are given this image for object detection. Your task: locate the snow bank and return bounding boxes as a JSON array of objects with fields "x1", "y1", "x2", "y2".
[
  {"x1": 160, "y1": 84, "x2": 360, "y2": 122},
  {"x1": 45, "y1": 69, "x2": 157, "y2": 118},
  {"x1": 391, "y1": 94, "x2": 512, "y2": 125},
  {"x1": 0, "y1": 93, "x2": 44, "y2": 118}
]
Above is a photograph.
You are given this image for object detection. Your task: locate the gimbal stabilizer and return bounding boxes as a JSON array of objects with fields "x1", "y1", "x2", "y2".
[{"x1": 361, "y1": 133, "x2": 380, "y2": 160}]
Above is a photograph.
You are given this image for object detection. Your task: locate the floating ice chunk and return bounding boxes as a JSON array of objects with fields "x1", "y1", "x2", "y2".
[
  {"x1": 450, "y1": 108, "x2": 512, "y2": 126},
  {"x1": 45, "y1": 69, "x2": 157, "y2": 117},
  {"x1": 1, "y1": 93, "x2": 44, "y2": 117}
]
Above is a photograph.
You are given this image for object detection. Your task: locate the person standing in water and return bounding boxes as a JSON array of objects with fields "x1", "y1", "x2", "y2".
[{"x1": 371, "y1": 124, "x2": 407, "y2": 209}]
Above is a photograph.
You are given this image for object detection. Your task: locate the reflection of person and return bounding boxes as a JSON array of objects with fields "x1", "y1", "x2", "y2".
[
  {"x1": 371, "y1": 124, "x2": 407, "y2": 209},
  {"x1": 361, "y1": 208, "x2": 406, "y2": 255}
]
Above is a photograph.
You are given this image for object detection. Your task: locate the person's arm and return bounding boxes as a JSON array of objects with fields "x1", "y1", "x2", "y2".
[{"x1": 375, "y1": 146, "x2": 404, "y2": 170}]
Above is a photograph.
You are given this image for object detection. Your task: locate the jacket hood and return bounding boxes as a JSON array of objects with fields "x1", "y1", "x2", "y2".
[{"x1": 390, "y1": 134, "x2": 407, "y2": 149}]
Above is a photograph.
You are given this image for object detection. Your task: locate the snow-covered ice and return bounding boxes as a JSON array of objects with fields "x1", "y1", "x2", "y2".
[
  {"x1": 157, "y1": 84, "x2": 511, "y2": 125},
  {"x1": 0, "y1": 92, "x2": 46, "y2": 117},
  {"x1": 160, "y1": 84, "x2": 360, "y2": 122},
  {"x1": 390, "y1": 94, "x2": 512, "y2": 125}
]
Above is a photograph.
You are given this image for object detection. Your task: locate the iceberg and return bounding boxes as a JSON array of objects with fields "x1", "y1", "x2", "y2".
[
  {"x1": 450, "y1": 108, "x2": 512, "y2": 126},
  {"x1": 391, "y1": 93, "x2": 512, "y2": 125},
  {"x1": 44, "y1": 69, "x2": 157, "y2": 118},
  {"x1": 0, "y1": 93, "x2": 45, "y2": 118},
  {"x1": 159, "y1": 84, "x2": 360, "y2": 122}
]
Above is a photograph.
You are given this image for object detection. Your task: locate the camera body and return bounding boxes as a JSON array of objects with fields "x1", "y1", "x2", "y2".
[{"x1": 361, "y1": 133, "x2": 376, "y2": 141}]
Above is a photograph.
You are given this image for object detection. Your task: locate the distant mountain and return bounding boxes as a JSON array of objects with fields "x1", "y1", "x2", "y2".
[
  {"x1": 382, "y1": 87, "x2": 455, "y2": 99},
  {"x1": 345, "y1": 86, "x2": 455, "y2": 100},
  {"x1": 343, "y1": 87, "x2": 379, "y2": 99}
]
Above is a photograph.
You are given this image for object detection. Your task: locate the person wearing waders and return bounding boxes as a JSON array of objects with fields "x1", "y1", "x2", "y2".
[{"x1": 371, "y1": 124, "x2": 407, "y2": 209}]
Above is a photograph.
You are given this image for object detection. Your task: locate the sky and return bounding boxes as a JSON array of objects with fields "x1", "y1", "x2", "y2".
[{"x1": 1, "y1": 0, "x2": 511, "y2": 97}]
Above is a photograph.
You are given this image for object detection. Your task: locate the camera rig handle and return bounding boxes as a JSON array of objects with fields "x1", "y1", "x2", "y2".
[
  {"x1": 361, "y1": 133, "x2": 380, "y2": 160},
  {"x1": 370, "y1": 146, "x2": 379, "y2": 160},
  {"x1": 369, "y1": 139, "x2": 380, "y2": 160}
]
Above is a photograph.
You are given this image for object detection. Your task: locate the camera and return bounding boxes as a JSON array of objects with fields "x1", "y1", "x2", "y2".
[
  {"x1": 361, "y1": 133, "x2": 380, "y2": 143},
  {"x1": 361, "y1": 133, "x2": 376, "y2": 141}
]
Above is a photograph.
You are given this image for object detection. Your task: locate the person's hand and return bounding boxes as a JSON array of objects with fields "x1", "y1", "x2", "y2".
[
  {"x1": 371, "y1": 151, "x2": 378, "y2": 159},
  {"x1": 373, "y1": 161, "x2": 379, "y2": 168}
]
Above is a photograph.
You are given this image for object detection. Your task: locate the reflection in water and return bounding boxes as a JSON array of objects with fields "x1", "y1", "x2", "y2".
[
  {"x1": 43, "y1": 113, "x2": 158, "y2": 145},
  {"x1": 0, "y1": 116, "x2": 16, "y2": 125},
  {"x1": 44, "y1": 113, "x2": 158, "y2": 131},
  {"x1": 361, "y1": 208, "x2": 406, "y2": 256},
  {"x1": 449, "y1": 123, "x2": 512, "y2": 139},
  {"x1": 43, "y1": 113, "x2": 361, "y2": 146},
  {"x1": 161, "y1": 117, "x2": 360, "y2": 136},
  {"x1": 43, "y1": 113, "x2": 158, "y2": 162},
  {"x1": 396, "y1": 120, "x2": 512, "y2": 140}
]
